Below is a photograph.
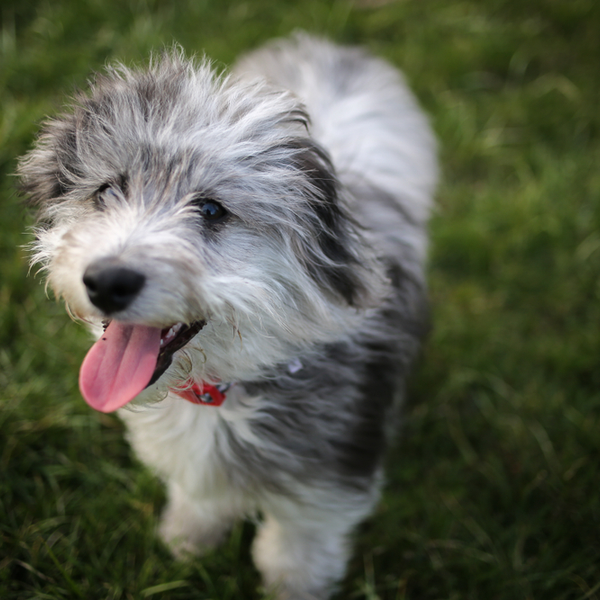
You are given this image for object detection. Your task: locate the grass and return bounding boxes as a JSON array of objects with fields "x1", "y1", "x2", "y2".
[{"x1": 1, "y1": 0, "x2": 600, "y2": 598}]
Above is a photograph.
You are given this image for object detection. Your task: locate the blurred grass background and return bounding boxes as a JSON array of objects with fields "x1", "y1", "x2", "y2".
[{"x1": 1, "y1": 0, "x2": 599, "y2": 598}]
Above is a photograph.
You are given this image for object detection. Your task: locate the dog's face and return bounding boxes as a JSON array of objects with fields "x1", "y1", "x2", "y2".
[{"x1": 18, "y1": 53, "x2": 385, "y2": 411}]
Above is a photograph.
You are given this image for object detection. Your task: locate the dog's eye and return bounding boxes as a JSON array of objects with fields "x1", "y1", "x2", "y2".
[
  {"x1": 195, "y1": 199, "x2": 228, "y2": 223},
  {"x1": 94, "y1": 185, "x2": 119, "y2": 210}
]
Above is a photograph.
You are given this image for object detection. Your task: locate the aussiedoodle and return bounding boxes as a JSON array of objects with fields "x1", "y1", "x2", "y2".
[{"x1": 18, "y1": 33, "x2": 436, "y2": 600}]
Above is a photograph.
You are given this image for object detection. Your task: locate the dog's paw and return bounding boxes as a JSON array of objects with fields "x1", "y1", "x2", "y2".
[
  {"x1": 158, "y1": 486, "x2": 233, "y2": 559},
  {"x1": 158, "y1": 513, "x2": 228, "y2": 559},
  {"x1": 252, "y1": 514, "x2": 347, "y2": 600}
]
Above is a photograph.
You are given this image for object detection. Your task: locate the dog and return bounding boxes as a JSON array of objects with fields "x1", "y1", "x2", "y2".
[{"x1": 18, "y1": 33, "x2": 436, "y2": 600}]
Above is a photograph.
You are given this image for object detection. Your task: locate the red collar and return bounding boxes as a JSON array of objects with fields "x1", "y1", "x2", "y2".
[
  {"x1": 170, "y1": 356, "x2": 303, "y2": 407},
  {"x1": 172, "y1": 381, "x2": 231, "y2": 406}
]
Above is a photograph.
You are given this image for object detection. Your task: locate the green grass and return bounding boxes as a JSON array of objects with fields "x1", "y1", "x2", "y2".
[{"x1": 1, "y1": 0, "x2": 600, "y2": 598}]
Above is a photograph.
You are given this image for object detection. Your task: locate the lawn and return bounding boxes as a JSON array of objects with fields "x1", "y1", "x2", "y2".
[{"x1": 1, "y1": 0, "x2": 599, "y2": 598}]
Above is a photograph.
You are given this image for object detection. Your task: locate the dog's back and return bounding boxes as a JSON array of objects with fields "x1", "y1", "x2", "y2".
[
  {"x1": 235, "y1": 33, "x2": 436, "y2": 260},
  {"x1": 232, "y1": 31, "x2": 436, "y2": 490}
]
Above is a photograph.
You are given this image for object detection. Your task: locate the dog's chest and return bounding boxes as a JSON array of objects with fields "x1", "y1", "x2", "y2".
[{"x1": 118, "y1": 396, "x2": 248, "y2": 500}]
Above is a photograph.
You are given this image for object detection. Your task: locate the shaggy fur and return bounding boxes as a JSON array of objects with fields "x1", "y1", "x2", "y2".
[{"x1": 18, "y1": 33, "x2": 436, "y2": 600}]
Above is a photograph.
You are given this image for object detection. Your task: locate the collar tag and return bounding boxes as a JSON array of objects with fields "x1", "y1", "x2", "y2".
[{"x1": 287, "y1": 357, "x2": 304, "y2": 374}]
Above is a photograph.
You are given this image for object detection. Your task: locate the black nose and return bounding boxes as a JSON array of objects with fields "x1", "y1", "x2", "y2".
[{"x1": 83, "y1": 260, "x2": 146, "y2": 314}]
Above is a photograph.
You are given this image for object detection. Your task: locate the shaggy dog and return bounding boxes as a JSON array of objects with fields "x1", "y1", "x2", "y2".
[{"x1": 18, "y1": 33, "x2": 436, "y2": 599}]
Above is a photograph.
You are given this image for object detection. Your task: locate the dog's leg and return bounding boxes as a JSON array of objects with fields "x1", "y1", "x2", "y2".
[
  {"x1": 253, "y1": 487, "x2": 378, "y2": 600},
  {"x1": 158, "y1": 481, "x2": 238, "y2": 559}
]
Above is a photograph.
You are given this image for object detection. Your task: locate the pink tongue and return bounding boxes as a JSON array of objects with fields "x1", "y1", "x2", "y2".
[{"x1": 79, "y1": 322, "x2": 162, "y2": 413}]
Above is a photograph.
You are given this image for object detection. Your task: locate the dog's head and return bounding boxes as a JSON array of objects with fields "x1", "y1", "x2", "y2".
[{"x1": 18, "y1": 51, "x2": 386, "y2": 412}]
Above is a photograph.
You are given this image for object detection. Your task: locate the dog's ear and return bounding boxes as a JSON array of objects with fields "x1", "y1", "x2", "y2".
[
  {"x1": 17, "y1": 114, "x2": 82, "y2": 209},
  {"x1": 283, "y1": 139, "x2": 385, "y2": 309}
]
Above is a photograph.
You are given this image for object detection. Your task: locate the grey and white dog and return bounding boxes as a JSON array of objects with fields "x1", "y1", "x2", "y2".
[{"x1": 18, "y1": 33, "x2": 436, "y2": 600}]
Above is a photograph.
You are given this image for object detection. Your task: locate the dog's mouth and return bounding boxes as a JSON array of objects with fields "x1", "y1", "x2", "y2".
[
  {"x1": 150, "y1": 321, "x2": 206, "y2": 385},
  {"x1": 79, "y1": 319, "x2": 205, "y2": 413}
]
